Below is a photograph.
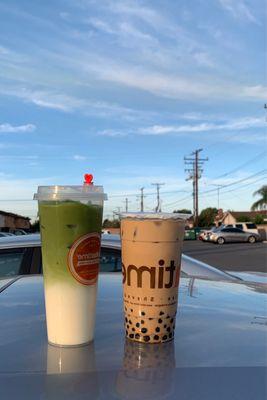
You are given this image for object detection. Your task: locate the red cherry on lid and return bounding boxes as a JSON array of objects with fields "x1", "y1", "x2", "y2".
[{"x1": 84, "y1": 173, "x2": 93, "y2": 185}]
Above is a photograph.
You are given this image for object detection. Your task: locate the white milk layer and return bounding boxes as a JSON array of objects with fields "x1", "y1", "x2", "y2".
[{"x1": 44, "y1": 282, "x2": 97, "y2": 346}]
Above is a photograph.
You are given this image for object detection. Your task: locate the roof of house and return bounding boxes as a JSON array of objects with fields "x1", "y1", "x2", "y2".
[
  {"x1": 222, "y1": 210, "x2": 267, "y2": 221},
  {"x1": 0, "y1": 210, "x2": 31, "y2": 220}
]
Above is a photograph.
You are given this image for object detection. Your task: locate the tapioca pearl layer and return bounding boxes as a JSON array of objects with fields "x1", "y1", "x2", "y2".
[{"x1": 124, "y1": 314, "x2": 176, "y2": 343}]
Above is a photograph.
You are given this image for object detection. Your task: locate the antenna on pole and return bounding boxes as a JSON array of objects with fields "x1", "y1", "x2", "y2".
[{"x1": 151, "y1": 183, "x2": 165, "y2": 212}]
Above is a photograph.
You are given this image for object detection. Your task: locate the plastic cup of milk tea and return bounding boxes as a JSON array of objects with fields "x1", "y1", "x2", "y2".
[
  {"x1": 120, "y1": 212, "x2": 187, "y2": 344},
  {"x1": 34, "y1": 174, "x2": 107, "y2": 347}
]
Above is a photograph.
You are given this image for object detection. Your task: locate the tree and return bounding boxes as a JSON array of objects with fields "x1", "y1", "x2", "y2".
[
  {"x1": 103, "y1": 219, "x2": 120, "y2": 228},
  {"x1": 173, "y1": 209, "x2": 192, "y2": 214},
  {"x1": 31, "y1": 219, "x2": 40, "y2": 232},
  {"x1": 251, "y1": 185, "x2": 267, "y2": 210},
  {"x1": 236, "y1": 215, "x2": 250, "y2": 222},
  {"x1": 198, "y1": 207, "x2": 218, "y2": 227},
  {"x1": 253, "y1": 214, "x2": 265, "y2": 225}
]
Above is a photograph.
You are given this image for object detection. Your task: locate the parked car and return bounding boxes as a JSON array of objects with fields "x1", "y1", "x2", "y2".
[
  {"x1": 9, "y1": 229, "x2": 28, "y2": 235},
  {"x1": 208, "y1": 227, "x2": 261, "y2": 244},
  {"x1": 0, "y1": 239, "x2": 266, "y2": 399},
  {"x1": 223, "y1": 223, "x2": 258, "y2": 234},
  {"x1": 199, "y1": 227, "x2": 220, "y2": 241},
  {"x1": 0, "y1": 232, "x2": 14, "y2": 237}
]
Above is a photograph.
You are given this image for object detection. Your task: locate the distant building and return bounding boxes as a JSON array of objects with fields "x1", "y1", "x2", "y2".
[
  {"x1": 218, "y1": 210, "x2": 267, "y2": 226},
  {"x1": 0, "y1": 210, "x2": 30, "y2": 232}
]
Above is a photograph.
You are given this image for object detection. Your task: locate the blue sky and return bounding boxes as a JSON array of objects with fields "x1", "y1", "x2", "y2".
[{"x1": 0, "y1": 0, "x2": 266, "y2": 220}]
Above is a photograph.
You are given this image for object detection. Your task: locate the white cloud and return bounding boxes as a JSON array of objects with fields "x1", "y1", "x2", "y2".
[
  {"x1": 1, "y1": 86, "x2": 143, "y2": 120},
  {"x1": 88, "y1": 18, "x2": 117, "y2": 35},
  {"x1": 139, "y1": 117, "x2": 266, "y2": 135},
  {"x1": 84, "y1": 57, "x2": 267, "y2": 101},
  {"x1": 219, "y1": 0, "x2": 258, "y2": 24},
  {"x1": 240, "y1": 85, "x2": 267, "y2": 99},
  {"x1": 73, "y1": 154, "x2": 87, "y2": 161},
  {"x1": 193, "y1": 52, "x2": 215, "y2": 68},
  {"x1": 97, "y1": 129, "x2": 128, "y2": 137},
  {"x1": 108, "y1": 0, "x2": 161, "y2": 25},
  {"x1": 0, "y1": 123, "x2": 36, "y2": 133}
]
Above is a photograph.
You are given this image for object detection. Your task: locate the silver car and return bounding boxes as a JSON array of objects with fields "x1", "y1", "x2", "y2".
[{"x1": 209, "y1": 227, "x2": 261, "y2": 245}]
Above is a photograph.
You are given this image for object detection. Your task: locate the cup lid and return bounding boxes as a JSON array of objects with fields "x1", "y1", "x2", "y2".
[
  {"x1": 33, "y1": 185, "x2": 107, "y2": 201},
  {"x1": 119, "y1": 212, "x2": 191, "y2": 220}
]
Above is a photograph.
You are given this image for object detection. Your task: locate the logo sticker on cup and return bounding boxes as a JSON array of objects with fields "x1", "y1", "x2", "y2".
[{"x1": 68, "y1": 233, "x2": 101, "y2": 285}]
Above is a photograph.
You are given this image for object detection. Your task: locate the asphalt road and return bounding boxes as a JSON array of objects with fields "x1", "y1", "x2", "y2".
[{"x1": 183, "y1": 240, "x2": 267, "y2": 273}]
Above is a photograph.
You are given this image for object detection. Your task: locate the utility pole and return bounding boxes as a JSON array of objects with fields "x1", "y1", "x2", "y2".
[
  {"x1": 124, "y1": 198, "x2": 130, "y2": 212},
  {"x1": 184, "y1": 149, "x2": 208, "y2": 226},
  {"x1": 140, "y1": 187, "x2": 144, "y2": 212},
  {"x1": 151, "y1": 183, "x2": 165, "y2": 212}
]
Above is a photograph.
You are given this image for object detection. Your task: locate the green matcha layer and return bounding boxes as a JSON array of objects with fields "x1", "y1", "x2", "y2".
[{"x1": 39, "y1": 201, "x2": 103, "y2": 285}]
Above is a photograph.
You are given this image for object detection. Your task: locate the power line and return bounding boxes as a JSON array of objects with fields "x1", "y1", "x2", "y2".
[
  {"x1": 108, "y1": 189, "x2": 189, "y2": 198},
  {"x1": 201, "y1": 175, "x2": 267, "y2": 199},
  {"x1": 184, "y1": 148, "x2": 208, "y2": 225},
  {"x1": 199, "y1": 169, "x2": 267, "y2": 196},
  {"x1": 163, "y1": 194, "x2": 193, "y2": 208},
  {"x1": 213, "y1": 151, "x2": 267, "y2": 180}
]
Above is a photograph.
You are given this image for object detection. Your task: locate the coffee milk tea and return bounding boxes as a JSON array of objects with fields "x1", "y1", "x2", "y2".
[
  {"x1": 34, "y1": 175, "x2": 107, "y2": 347},
  {"x1": 120, "y1": 213, "x2": 187, "y2": 344}
]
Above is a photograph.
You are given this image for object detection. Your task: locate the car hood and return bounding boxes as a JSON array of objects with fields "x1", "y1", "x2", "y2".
[{"x1": 0, "y1": 275, "x2": 266, "y2": 399}]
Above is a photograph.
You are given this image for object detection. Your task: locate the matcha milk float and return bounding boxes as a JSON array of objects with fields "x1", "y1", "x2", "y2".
[
  {"x1": 120, "y1": 213, "x2": 187, "y2": 344},
  {"x1": 34, "y1": 174, "x2": 107, "y2": 347}
]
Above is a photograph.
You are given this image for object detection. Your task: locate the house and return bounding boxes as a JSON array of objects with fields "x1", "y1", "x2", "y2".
[
  {"x1": 218, "y1": 210, "x2": 267, "y2": 226},
  {"x1": 0, "y1": 210, "x2": 31, "y2": 232}
]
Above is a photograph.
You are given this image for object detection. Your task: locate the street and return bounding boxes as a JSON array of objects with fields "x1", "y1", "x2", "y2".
[{"x1": 183, "y1": 240, "x2": 267, "y2": 273}]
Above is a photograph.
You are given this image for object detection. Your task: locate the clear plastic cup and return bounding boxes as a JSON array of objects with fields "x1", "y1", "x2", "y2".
[
  {"x1": 34, "y1": 180, "x2": 107, "y2": 346},
  {"x1": 120, "y1": 212, "x2": 188, "y2": 344}
]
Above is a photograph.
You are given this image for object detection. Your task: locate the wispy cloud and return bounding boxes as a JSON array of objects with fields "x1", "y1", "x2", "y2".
[
  {"x1": 83, "y1": 58, "x2": 266, "y2": 101},
  {"x1": 139, "y1": 117, "x2": 266, "y2": 135},
  {"x1": 73, "y1": 154, "x2": 87, "y2": 161},
  {"x1": 107, "y1": 0, "x2": 161, "y2": 25},
  {"x1": 1, "y1": 86, "x2": 144, "y2": 121},
  {"x1": 0, "y1": 123, "x2": 36, "y2": 133},
  {"x1": 219, "y1": 0, "x2": 258, "y2": 24},
  {"x1": 97, "y1": 129, "x2": 128, "y2": 137}
]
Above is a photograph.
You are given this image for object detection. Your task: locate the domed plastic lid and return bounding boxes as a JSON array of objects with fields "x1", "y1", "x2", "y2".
[
  {"x1": 119, "y1": 212, "x2": 191, "y2": 220},
  {"x1": 33, "y1": 174, "x2": 107, "y2": 202}
]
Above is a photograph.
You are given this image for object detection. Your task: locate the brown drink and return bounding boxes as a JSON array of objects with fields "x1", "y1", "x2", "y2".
[{"x1": 120, "y1": 213, "x2": 186, "y2": 344}]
